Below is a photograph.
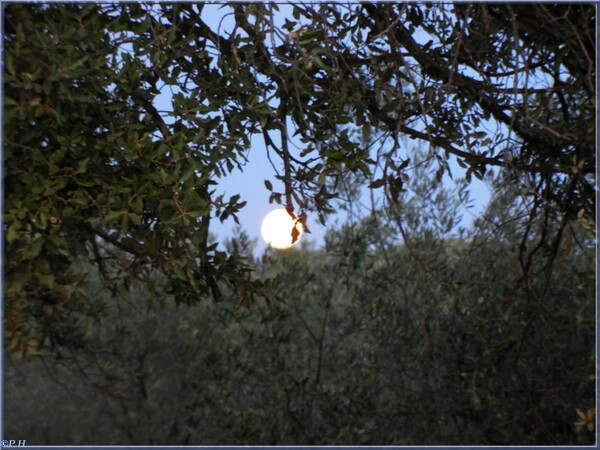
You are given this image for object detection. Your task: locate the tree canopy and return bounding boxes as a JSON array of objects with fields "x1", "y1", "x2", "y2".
[
  {"x1": 4, "y1": 194, "x2": 596, "y2": 444},
  {"x1": 3, "y1": 3, "x2": 596, "y2": 357}
]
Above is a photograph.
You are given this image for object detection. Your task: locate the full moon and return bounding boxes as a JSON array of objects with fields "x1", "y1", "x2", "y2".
[{"x1": 261, "y1": 208, "x2": 303, "y2": 249}]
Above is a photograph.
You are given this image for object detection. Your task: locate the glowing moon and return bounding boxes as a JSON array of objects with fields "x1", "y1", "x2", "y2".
[{"x1": 261, "y1": 208, "x2": 303, "y2": 249}]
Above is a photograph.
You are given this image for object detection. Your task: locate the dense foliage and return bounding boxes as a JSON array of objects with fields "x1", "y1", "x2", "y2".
[
  {"x1": 2, "y1": 3, "x2": 596, "y2": 445},
  {"x1": 3, "y1": 3, "x2": 595, "y2": 358},
  {"x1": 5, "y1": 188, "x2": 595, "y2": 444}
]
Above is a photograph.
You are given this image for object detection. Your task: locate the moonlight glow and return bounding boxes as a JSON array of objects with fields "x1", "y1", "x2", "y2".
[{"x1": 261, "y1": 208, "x2": 303, "y2": 249}]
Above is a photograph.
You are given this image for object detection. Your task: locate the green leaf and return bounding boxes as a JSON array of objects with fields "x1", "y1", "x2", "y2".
[
  {"x1": 35, "y1": 273, "x2": 55, "y2": 289},
  {"x1": 173, "y1": 264, "x2": 186, "y2": 281},
  {"x1": 187, "y1": 207, "x2": 209, "y2": 219},
  {"x1": 76, "y1": 157, "x2": 90, "y2": 174},
  {"x1": 312, "y1": 55, "x2": 330, "y2": 72},
  {"x1": 5, "y1": 224, "x2": 20, "y2": 244},
  {"x1": 34, "y1": 211, "x2": 48, "y2": 230},
  {"x1": 130, "y1": 197, "x2": 143, "y2": 214},
  {"x1": 128, "y1": 212, "x2": 141, "y2": 226},
  {"x1": 105, "y1": 210, "x2": 123, "y2": 223}
]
